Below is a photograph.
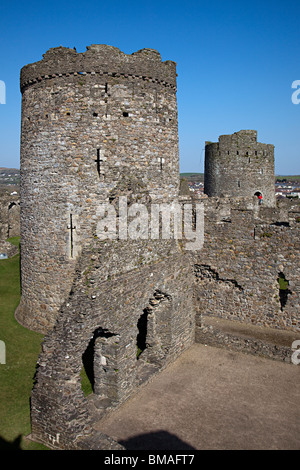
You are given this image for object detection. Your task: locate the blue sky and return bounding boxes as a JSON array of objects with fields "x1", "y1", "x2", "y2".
[{"x1": 0, "y1": 0, "x2": 299, "y2": 174}]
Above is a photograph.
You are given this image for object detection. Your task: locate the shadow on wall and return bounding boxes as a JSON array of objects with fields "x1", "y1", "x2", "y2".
[{"x1": 119, "y1": 430, "x2": 195, "y2": 450}]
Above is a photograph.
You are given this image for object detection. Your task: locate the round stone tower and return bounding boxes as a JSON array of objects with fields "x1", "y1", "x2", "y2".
[
  {"x1": 204, "y1": 130, "x2": 275, "y2": 207},
  {"x1": 16, "y1": 44, "x2": 179, "y2": 333}
]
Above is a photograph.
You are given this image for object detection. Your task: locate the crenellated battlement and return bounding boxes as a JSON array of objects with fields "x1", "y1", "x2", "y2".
[{"x1": 20, "y1": 44, "x2": 177, "y2": 92}]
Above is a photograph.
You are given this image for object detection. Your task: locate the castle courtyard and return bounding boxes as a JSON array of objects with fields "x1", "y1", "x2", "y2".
[{"x1": 95, "y1": 343, "x2": 300, "y2": 450}]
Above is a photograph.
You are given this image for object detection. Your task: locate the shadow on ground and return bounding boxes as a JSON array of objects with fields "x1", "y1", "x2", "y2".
[
  {"x1": 0, "y1": 435, "x2": 22, "y2": 450},
  {"x1": 119, "y1": 430, "x2": 195, "y2": 450}
]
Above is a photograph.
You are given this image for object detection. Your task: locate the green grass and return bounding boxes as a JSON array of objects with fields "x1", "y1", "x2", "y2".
[
  {"x1": 275, "y1": 175, "x2": 300, "y2": 182},
  {"x1": 0, "y1": 237, "x2": 48, "y2": 450},
  {"x1": 180, "y1": 173, "x2": 204, "y2": 183},
  {"x1": 278, "y1": 275, "x2": 289, "y2": 290},
  {"x1": 80, "y1": 366, "x2": 94, "y2": 397}
]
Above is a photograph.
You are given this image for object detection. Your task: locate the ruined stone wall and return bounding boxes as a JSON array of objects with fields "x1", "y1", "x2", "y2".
[
  {"x1": 30, "y1": 240, "x2": 194, "y2": 450},
  {"x1": 0, "y1": 192, "x2": 20, "y2": 258},
  {"x1": 204, "y1": 130, "x2": 275, "y2": 207},
  {"x1": 194, "y1": 197, "x2": 300, "y2": 331},
  {"x1": 17, "y1": 45, "x2": 179, "y2": 333},
  {"x1": 0, "y1": 192, "x2": 20, "y2": 241}
]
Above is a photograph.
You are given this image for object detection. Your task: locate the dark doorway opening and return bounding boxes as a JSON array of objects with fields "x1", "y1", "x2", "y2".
[
  {"x1": 136, "y1": 308, "x2": 149, "y2": 359},
  {"x1": 81, "y1": 327, "x2": 117, "y2": 395},
  {"x1": 277, "y1": 272, "x2": 291, "y2": 311}
]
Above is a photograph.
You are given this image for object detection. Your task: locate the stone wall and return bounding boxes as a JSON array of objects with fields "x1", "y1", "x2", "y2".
[
  {"x1": 204, "y1": 130, "x2": 275, "y2": 207},
  {"x1": 0, "y1": 191, "x2": 20, "y2": 241},
  {"x1": 30, "y1": 241, "x2": 194, "y2": 450},
  {"x1": 29, "y1": 193, "x2": 300, "y2": 449},
  {"x1": 194, "y1": 197, "x2": 300, "y2": 332},
  {"x1": 17, "y1": 45, "x2": 180, "y2": 333},
  {"x1": 0, "y1": 191, "x2": 20, "y2": 257},
  {"x1": 195, "y1": 316, "x2": 300, "y2": 363}
]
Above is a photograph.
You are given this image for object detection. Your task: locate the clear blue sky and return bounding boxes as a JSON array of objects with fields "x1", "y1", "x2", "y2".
[{"x1": 0, "y1": 0, "x2": 299, "y2": 174}]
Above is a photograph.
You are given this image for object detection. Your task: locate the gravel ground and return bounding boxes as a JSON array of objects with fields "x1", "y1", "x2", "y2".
[{"x1": 95, "y1": 343, "x2": 300, "y2": 450}]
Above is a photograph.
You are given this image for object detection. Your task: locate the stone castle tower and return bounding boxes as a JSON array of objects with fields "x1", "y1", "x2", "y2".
[
  {"x1": 204, "y1": 130, "x2": 275, "y2": 207},
  {"x1": 17, "y1": 45, "x2": 198, "y2": 449},
  {"x1": 16, "y1": 44, "x2": 180, "y2": 333},
  {"x1": 15, "y1": 45, "x2": 300, "y2": 451}
]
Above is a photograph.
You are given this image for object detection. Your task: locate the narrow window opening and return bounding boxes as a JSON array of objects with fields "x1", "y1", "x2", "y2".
[
  {"x1": 249, "y1": 157, "x2": 251, "y2": 163},
  {"x1": 158, "y1": 157, "x2": 164, "y2": 172},
  {"x1": 93, "y1": 112, "x2": 98, "y2": 117},
  {"x1": 228, "y1": 151, "x2": 230, "y2": 155},
  {"x1": 123, "y1": 111, "x2": 129, "y2": 117},
  {"x1": 105, "y1": 83, "x2": 108, "y2": 94},
  {"x1": 67, "y1": 213, "x2": 76, "y2": 258},
  {"x1": 237, "y1": 151, "x2": 239, "y2": 155},
  {"x1": 66, "y1": 112, "x2": 70, "y2": 116},
  {"x1": 255, "y1": 151, "x2": 257, "y2": 155},
  {"x1": 95, "y1": 148, "x2": 103, "y2": 177},
  {"x1": 270, "y1": 221, "x2": 290, "y2": 227},
  {"x1": 8, "y1": 202, "x2": 16, "y2": 210},
  {"x1": 238, "y1": 181, "x2": 240, "y2": 188}
]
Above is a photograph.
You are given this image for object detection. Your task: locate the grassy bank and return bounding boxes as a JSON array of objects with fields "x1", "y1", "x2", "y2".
[{"x1": 0, "y1": 238, "x2": 47, "y2": 450}]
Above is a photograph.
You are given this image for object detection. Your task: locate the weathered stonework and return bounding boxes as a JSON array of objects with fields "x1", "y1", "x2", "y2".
[
  {"x1": 15, "y1": 44, "x2": 300, "y2": 450},
  {"x1": 0, "y1": 191, "x2": 20, "y2": 256},
  {"x1": 30, "y1": 244, "x2": 194, "y2": 449},
  {"x1": 0, "y1": 191, "x2": 20, "y2": 241},
  {"x1": 16, "y1": 45, "x2": 179, "y2": 333},
  {"x1": 205, "y1": 130, "x2": 275, "y2": 207},
  {"x1": 17, "y1": 44, "x2": 198, "y2": 450},
  {"x1": 193, "y1": 197, "x2": 300, "y2": 335}
]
